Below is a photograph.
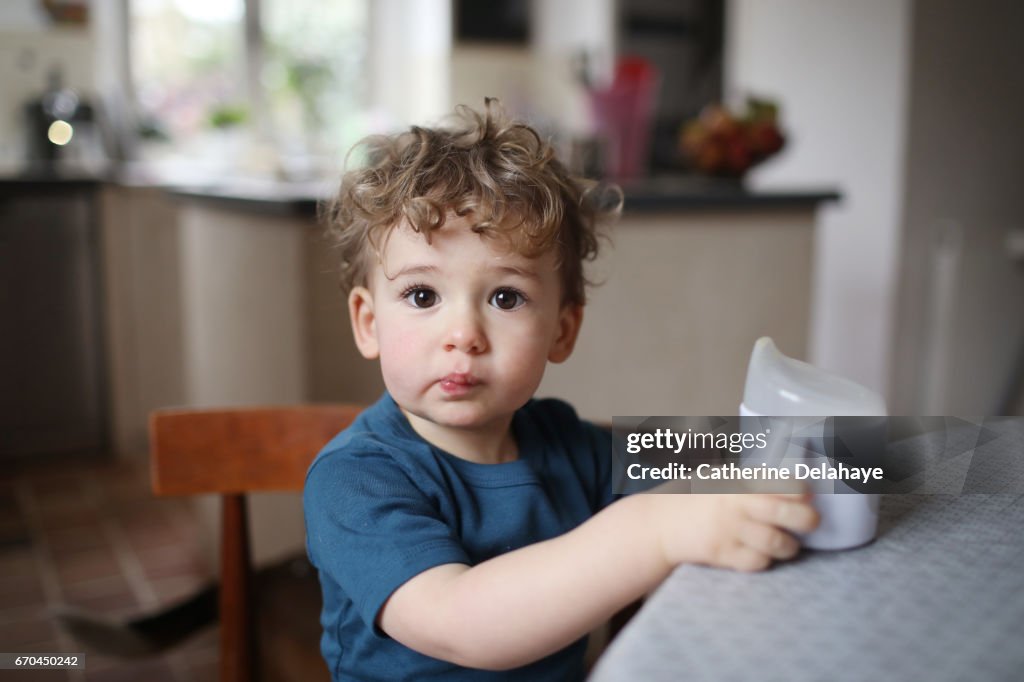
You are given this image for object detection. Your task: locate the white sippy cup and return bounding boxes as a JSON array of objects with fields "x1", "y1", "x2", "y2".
[{"x1": 740, "y1": 337, "x2": 885, "y2": 550}]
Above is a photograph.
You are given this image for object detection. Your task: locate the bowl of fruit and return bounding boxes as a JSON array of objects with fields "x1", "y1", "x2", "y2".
[{"x1": 679, "y1": 97, "x2": 786, "y2": 181}]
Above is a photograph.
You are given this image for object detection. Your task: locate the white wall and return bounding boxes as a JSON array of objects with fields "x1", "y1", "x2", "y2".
[
  {"x1": 725, "y1": 0, "x2": 913, "y2": 400},
  {"x1": 891, "y1": 0, "x2": 1024, "y2": 414},
  {"x1": 0, "y1": 0, "x2": 50, "y2": 28},
  {"x1": 529, "y1": 0, "x2": 616, "y2": 137},
  {"x1": 450, "y1": 45, "x2": 533, "y2": 116},
  {"x1": 367, "y1": 0, "x2": 451, "y2": 127}
]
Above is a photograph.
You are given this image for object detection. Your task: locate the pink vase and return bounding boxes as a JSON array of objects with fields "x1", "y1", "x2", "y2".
[{"x1": 588, "y1": 57, "x2": 659, "y2": 181}]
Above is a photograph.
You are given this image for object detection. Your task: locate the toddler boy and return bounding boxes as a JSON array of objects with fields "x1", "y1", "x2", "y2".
[{"x1": 304, "y1": 101, "x2": 818, "y2": 681}]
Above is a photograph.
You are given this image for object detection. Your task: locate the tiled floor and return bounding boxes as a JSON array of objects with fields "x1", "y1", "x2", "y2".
[{"x1": 0, "y1": 453, "x2": 218, "y2": 681}]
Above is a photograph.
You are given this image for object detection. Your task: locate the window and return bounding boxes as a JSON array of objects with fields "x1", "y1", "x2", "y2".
[
  {"x1": 261, "y1": 0, "x2": 367, "y2": 162},
  {"x1": 130, "y1": 0, "x2": 367, "y2": 175}
]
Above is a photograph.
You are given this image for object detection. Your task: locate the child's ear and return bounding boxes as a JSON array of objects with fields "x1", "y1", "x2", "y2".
[
  {"x1": 348, "y1": 286, "x2": 380, "y2": 359},
  {"x1": 548, "y1": 303, "x2": 583, "y2": 363}
]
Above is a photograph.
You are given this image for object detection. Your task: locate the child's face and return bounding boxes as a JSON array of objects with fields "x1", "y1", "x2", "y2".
[{"x1": 348, "y1": 214, "x2": 582, "y2": 433}]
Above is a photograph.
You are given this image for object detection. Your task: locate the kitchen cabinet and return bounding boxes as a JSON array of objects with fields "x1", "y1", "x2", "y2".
[{"x1": 0, "y1": 179, "x2": 106, "y2": 456}]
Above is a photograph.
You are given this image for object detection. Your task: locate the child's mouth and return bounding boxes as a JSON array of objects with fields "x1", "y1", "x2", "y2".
[{"x1": 439, "y1": 373, "x2": 480, "y2": 395}]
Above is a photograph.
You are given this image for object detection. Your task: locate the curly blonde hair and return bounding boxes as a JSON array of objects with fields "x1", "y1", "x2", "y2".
[{"x1": 322, "y1": 99, "x2": 620, "y2": 306}]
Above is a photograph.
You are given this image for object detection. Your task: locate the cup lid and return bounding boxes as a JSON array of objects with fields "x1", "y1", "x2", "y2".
[{"x1": 742, "y1": 337, "x2": 887, "y2": 416}]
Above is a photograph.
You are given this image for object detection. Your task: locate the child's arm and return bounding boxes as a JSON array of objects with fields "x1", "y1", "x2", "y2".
[{"x1": 378, "y1": 491, "x2": 818, "y2": 671}]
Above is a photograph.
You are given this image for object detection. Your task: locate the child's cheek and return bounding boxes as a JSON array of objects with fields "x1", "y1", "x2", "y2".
[
  {"x1": 377, "y1": 326, "x2": 425, "y2": 390},
  {"x1": 378, "y1": 324, "x2": 423, "y2": 359},
  {"x1": 378, "y1": 351, "x2": 417, "y2": 401}
]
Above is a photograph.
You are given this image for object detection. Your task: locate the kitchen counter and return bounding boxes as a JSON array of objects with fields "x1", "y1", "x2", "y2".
[
  {"x1": 154, "y1": 177, "x2": 836, "y2": 420},
  {"x1": 0, "y1": 174, "x2": 103, "y2": 195},
  {"x1": 165, "y1": 175, "x2": 839, "y2": 217},
  {"x1": 1, "y1": 171, "x2": 839, "y2": 215}
]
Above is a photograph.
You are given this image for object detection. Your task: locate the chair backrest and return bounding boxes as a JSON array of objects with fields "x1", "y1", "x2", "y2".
[{"x1": 149, "y1": 404, "x2": 362, "y2": 682}]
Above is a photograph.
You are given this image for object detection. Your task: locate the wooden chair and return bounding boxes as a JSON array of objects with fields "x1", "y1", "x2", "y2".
[{"x1": 149, "y1": 404, "x2": 362, "y2": 682}]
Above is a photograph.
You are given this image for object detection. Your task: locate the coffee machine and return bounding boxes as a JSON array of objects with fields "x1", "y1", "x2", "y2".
[{"x1": 23, "y1": 68, "x2": 106, "y2": 175}]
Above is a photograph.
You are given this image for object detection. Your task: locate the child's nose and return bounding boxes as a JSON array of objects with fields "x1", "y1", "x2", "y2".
[{"x1": 443, "y1": 306, "x2": 488, "y2": 354}]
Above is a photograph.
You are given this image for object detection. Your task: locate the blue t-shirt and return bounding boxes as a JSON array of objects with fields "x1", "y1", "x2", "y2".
[{"x1": 303, "y1": 392, "x2": 613, "y2": 681}]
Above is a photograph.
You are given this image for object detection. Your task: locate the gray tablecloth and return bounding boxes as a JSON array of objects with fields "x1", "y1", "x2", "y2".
[{"x1": 591, "y1": 421, "x2": 1024, "y2": 681}]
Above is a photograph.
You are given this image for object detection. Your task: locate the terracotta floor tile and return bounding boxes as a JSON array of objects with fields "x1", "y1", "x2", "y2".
[
  {"x1": 0, "y1": 548, "x2": 37, "y2": 577},
  {"x1": 0, "y1": 615, "x2": 55, "y2": 646},
  {"x1": 0, "y1": 573, "x2": 47, "y2": 609},
  {"x1": 118, "y1": 509, "x2": 175, "y2": 530},
  {"x1": 142, "y1": 559, "x2": 207, "y2": 582},
  {"x1": 29, "y1": 473, "x2": 85, "y2": 496},
  {"x1": 33, "y1": 494, "x2": 95, "y2": 519},
  {"x1": 15, "y1": 452, "x2": 95, "y2": 477},
  {"x1": 0, "y1": 523, "x2": 32, "y2": 549},
  {"x1": 94, "y1": 477, "x2": 150, "y2": 504},
  {"x1": 174, "y1": 625, "x2": 218, "y2": 652},
  {"x1": 38, "y1": 508, "x2": 102, "y2": 532},
  {"x1": 54, "y1": 548, "x2": 123, "y2": 586},
  {"x1": 0, "y1": 520, "x2": 23, "y2": 538},
  {"x1": 0, "y1": 569, "x2": 44, "y2": 593},
  {"x1": 103, "y1": 485, "x2": 152, "y2": 506},
  {"x1": 134, "y1": 545, "x2": 206, "y2": 581},
  {"x1": 183, "y1": 658, "x2": 218, "y2": 682},
  {"x1": 148, "y1": 575, "x2": 210, "y2": 605},
  {"x1": 77, "y1": 653, "x2": 127, "y2": 674},
  {"x1": 0, "y1": 491, "x2": 25, "y2": 521},
  {"x1": 44, "y1": 526, "x2": 108, "y2": 556},
  {"x1": 3, "y1": 668, "x2": 70, "y2": 682},
  {"x1": 53, "y1": 546, "x2": 116, "y2": 568},
  {"x1": 77, "y1": 652, "x2": 176, "y2": 679},
  {"x1": 4, "y1": 638, "x2": 64, "y2": 653},
  {"x1": 58, "y1": 575, "x2": 134, "y2": 603},
  {"x1": 0, "y1": 522, "x2": 24, "y2": 543},
  {"x1": 83, "y1": 658, "x2": 177, "y2": 682},
  {"x1": 0, "y1": 604, "x2": 48, "y2": 625},
  {"x1": 62, "y1": 589, "x2": 140, "y2": 617},
  {"x1": 99, "y1": 496, "x2": 154, "y2": 517},
  {"x1": 120, "y1": 524, "x2": 184, "y2": 552}
]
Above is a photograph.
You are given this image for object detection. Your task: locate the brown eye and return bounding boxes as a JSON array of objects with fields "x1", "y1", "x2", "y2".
[
  {"x1": 405, "y1": 288, "x2": 437, "y2": 308},
  {"x1": 490, "y1": 288, "x2": 525, "y2": 310}
]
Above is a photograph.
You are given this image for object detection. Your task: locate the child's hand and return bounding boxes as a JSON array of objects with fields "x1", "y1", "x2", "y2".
[{"x1": 648, "y1": 492, "x2": 819, "y2": 573}]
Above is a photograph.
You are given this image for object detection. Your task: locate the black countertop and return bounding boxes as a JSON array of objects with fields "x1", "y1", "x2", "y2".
[
  {"x1": 616, "y1": 176, "x2": 840, "y2": 212},
  {"x1": 2, "y1": 173, "x2": 840, "y2": 216},
  {"x1": 0, "y1": 174, "x2": 104, "y2": 197},
  {"x1": 167, "y1": 176, "x2": 840, "y2": 217}
]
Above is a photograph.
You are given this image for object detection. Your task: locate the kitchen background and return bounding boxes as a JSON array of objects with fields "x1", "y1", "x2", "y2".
[
  {"x1": 3, "y1": 0, "x2": 1021, "y2": 419},
  {"x1": 0, "y1": 0, "x2": 1022, "y2": 679}
]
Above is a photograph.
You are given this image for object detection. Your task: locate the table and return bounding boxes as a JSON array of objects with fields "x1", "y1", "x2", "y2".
[{"x1": 591, "y1": 420, "x2": 1024, "y2": 681}]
